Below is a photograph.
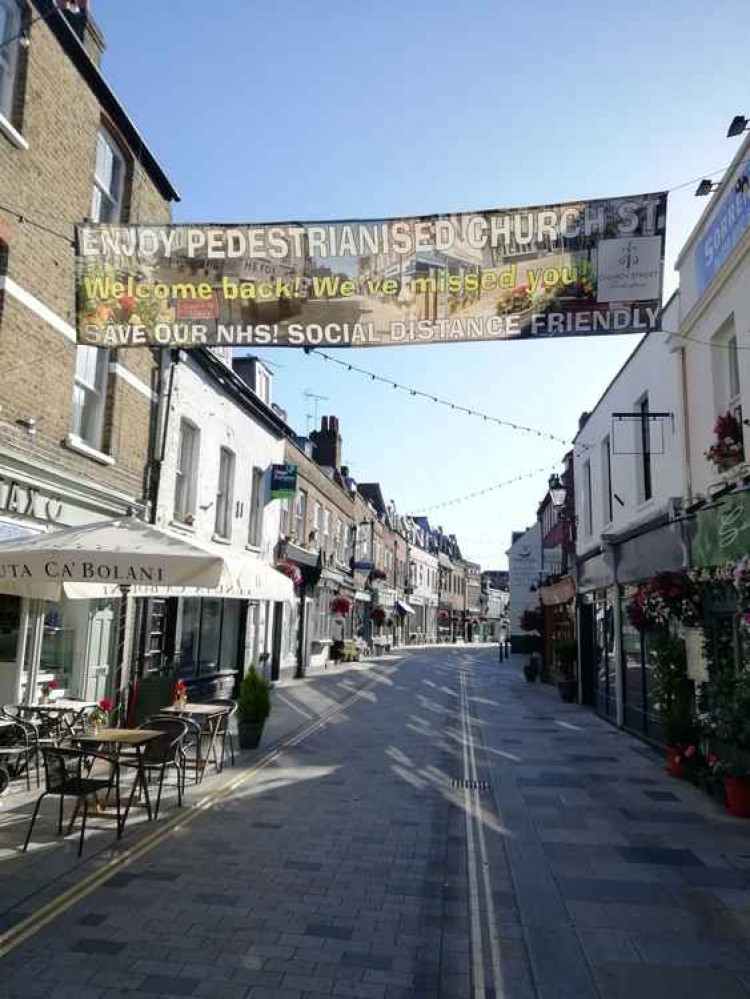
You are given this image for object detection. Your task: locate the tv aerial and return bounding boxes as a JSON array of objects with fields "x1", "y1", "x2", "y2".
[{"x1": 304, "y1": 389, "x2": 328, "y2": 433}]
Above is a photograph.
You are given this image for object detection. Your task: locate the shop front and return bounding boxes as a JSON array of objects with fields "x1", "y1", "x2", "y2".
[{"x1": 0, "y1": 457, "x2": 145, "y2": 707}]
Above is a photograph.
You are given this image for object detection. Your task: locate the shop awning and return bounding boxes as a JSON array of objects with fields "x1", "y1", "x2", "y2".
[
  {"x1": 539, "y1": 575, "x2": 576, "y2": 606},
  {"x1": 0, "y1": 519, "x2": 294, "y2": 603},
  {"x1": 396, "y1": 599, "x2": 415, "y2": 615}
]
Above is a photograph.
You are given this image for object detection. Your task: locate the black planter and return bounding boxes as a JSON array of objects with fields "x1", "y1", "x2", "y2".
[
  {"x1": 238, "y1": 720, "x2": 265, "y2": 750},
  {"x1": 557, "y1": 680, "x2": 577, "y2": 703}
]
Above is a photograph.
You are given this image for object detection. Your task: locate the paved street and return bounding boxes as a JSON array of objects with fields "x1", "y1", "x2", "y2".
[{"x1": 4, "y1": 647, "x2": 750, "y2": 998}]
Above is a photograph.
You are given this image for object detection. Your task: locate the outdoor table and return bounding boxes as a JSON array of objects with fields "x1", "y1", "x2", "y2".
[
  {"x1": 74, "y1": 728, "x2": 162, "y2": 833},
  {"x1": 160, "y1": 703, "x2": 226, "y2": 781},
  {"x1": 18, "y1": 700, "x2": 98, "y2": 741}
]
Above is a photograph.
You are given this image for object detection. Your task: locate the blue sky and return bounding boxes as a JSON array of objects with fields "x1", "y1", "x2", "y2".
[{"x1": 96, "y1": 0, "x2": 748, "y2": 567}]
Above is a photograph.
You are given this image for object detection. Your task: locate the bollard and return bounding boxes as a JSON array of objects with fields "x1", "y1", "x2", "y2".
[{"x1": 498, "y1": 640, "x2": 504, "y2": 662}]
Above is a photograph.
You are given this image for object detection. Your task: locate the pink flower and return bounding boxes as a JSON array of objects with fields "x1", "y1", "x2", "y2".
[
  {"x1": 685, "y1": 745, "x2": 696, "y2": 758},
  {"x1": 99, "y1": 698, "x2": 113, "y2": 712}
]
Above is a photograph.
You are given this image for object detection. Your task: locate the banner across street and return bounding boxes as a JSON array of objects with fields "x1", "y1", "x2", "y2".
[{"x1": 76, "y1": 192, "x2": 667, "y2": 348}]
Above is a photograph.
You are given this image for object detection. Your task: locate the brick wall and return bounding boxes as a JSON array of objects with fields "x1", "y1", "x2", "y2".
[{"x1": 0, "y1": 7, "x2": 175, "y2": 508}]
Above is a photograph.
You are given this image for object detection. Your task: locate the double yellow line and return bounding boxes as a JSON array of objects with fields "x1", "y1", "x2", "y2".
[{"x1": 0, "y1": 668, "x2": 389, "y2": 959}]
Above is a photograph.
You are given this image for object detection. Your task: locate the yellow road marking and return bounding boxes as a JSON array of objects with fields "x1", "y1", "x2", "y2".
[{"x1": 0, "y1": 665, "x2": 396, "y2": 959}]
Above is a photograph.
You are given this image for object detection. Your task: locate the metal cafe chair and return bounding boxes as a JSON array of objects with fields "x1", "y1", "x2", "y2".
[
  {"x1": 154, "y1": 712, "x2": 206, "y2": 785},
  {"x1": 118, "y1": 718, "x2": 188, "y2": 821},
  {"x1": 1, "y1": 707, "x2": 42, "y2": 787},
  {"x1": 205, "y1": 699, "x2": 237, "y2": 772},
  {"x1": 23, "y1": 745, "x2": 121, "y2": 857},
  {"x1": 0, "y1": 721, "x2": 37, "y2": 792}
]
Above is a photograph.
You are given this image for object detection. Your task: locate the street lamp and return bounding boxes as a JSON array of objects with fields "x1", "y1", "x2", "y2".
[
  {"x1": 695, "y1": 179, "x2": 719, "y2": 198},
  {"x1": 727, "y1": 115, "x2": 749, "y2": 138}
]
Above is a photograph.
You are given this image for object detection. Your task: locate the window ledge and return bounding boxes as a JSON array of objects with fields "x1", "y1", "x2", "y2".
[
  {"x1": 211, "y1": 533, "x2": 232, "y2": 546},
  {"x1": 64, "y1": 433, "x2": 114, "y2": 466},
  {"x1": 170, "y1": 519, "x2": 195, "y2": 533},
  {"x1": 245, "y1": 543, "x2": 262, "y2": 554},
  {"x1": 0, "y1": 113, "x2": 28, "y2": 151}
]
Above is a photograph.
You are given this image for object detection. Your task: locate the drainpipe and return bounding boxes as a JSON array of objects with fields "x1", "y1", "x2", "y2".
[
  {"x1": 679, "y1": 345, "x2": 693, "y2": 503},
  {"x1": 150, "y1": 347, "x2": 178, "y2": 525}
]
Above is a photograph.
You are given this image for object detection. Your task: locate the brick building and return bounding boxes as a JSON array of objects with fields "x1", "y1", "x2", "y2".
[
  {"x1": 0, "y1": 1, "x2": 178, "y2": 703},
  {"x1": 278, "y1": 417, "x2": 358, "y2": 675}
]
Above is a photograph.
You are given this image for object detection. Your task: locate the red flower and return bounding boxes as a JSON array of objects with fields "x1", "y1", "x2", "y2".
[
  {"x1": 119, "y1": 296, "x2": 135, "y2": 315},
  {"x1": 98, "y1": 698, "x2": 113, "y2": 712},
  {"x1": 47, "y1": 680, "x2": 59, "y2": 690}
]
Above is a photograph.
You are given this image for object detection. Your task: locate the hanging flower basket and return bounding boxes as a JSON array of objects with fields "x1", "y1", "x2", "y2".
[
  {"x1": 371, "y1": 568, "x2": 387, "y2": 581},
  {"x1": 626, "y1": 571, "x2": 701, "y2": 632},
  {"x1": 705, "y1": 411, "x2": 744, "y2": 473},
  {"x1": 438, "y1": 609, "x2": 450, "y2": 621},
  {"x1": 520, "y1": 608, "x2": 542, "y2": 633},
  {"x1": 371, "y1": 606, "x2": 386, "y2": 625},
  {"x1": 331, "y1": 595, "x2": 352, "y2": 617},
  {"x1": 279, "y1": 561, "x2": 303, "y2": 588}
]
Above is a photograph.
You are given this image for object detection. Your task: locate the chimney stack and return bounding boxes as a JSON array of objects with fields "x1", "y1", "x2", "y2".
[
  {"x1": 62, "y1": 1, "x2": 106, "y2": 67},
  {"x1": 310, "y1": 414, "x2": 342, "y2": 471}
]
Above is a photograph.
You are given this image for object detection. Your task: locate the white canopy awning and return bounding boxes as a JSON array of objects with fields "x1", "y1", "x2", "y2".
[{"x1": 0, "y1": 519, "x2": 293, "y2": 603}]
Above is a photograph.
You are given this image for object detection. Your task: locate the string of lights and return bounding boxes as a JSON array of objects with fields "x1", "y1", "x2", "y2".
[
  {"x1": 309, "y1": 349, "x2": 573, "y2": 446},
  {"x1": 410, "y1": 465, "x2": 557, "y2": 515}
]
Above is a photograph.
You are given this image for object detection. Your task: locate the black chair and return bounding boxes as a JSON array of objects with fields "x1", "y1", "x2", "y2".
[
  {"x1": 118, "y1": 718, "x2": 188, "y2": 821},
  {"x1": 153, "y1": 712, "x2": 206, "y2": 785},
  {"x1": 205, "y1": 699, "x2": 236, "y2": 772},
  {"x1": 4, "y1": 704, "x2": 67, "y2": 779},
  {"x1": 23, "y1": 746, "x2": 121, "y2": 857},
  {"x1": 0, "y1": 722, "x2": 36, "y2": 791}
]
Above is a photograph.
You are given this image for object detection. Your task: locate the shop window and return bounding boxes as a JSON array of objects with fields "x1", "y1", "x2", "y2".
[
  {"x1": 174, "y1": 420, "x2": 199, "y2": 524},
  {"x1": 215, "y1": 447, "x2": 235, "y2": 539},
  {"x1": 91, "y1": 127, "x2": 125, "y2": 224},
  {"x1": 71, "y1": 346, "x2": 109, "y2": 451},
  {"x1": 0, "y1": 0, "x2": 21, "y2": 121},
  {"x1": 177, "y1": 598, "x2": 242, "y2": 677},
  {"x1": 247, "y1": 466, "x2": 264, "y2": 547}
]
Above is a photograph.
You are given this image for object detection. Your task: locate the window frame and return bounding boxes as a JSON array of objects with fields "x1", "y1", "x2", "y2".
[
  {"x1": 295, "y1": 489, "x2": 307, "y2": 543},
  {"x1": 728, "y1": 334, "x2": 741, "y2": 408},
  {"x1": 583, "y1": 459, "x2": 593, "y2": 537},
  {"x1": 638, "y1": 394, "x2": 652, "y2": 503},
  {"x1": 601, "y1": 435, "x2": 613, "y2": 526},
  {"x1": 247, "y1": 466, "x2": 264, "y2": 548},
  {"x1": 91, "y1": 126, "x2": 126, "y2": 224},
  {"x1": 174, "y1": 419, "x2": 200, "y2": 524},
  {"x1": 0, "y1": 0, "x2": 21, "y2": 122},
  {"x1": 214, "y1": 447, "x2": 236, "y2": 540},
  {"x1": 71, "y1": 346, "x2": 109, "y2": 451}
]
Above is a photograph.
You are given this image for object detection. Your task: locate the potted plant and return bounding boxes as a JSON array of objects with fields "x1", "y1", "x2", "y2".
[
  {"x1": 705, "y1": 412, "x2": 745, "y2": 474},
  {"x1": 554, "y1": 638, "x2": 578, "y2": 702},
  {"x1": 236, "y1": 665, "x2": 271, "y2": 750},
  {"x1": 704, "y1": 668, "x2": 750, "y2": 816},
  {"x1": 650, "y1": 633, "x2": 697, "y2": 776},
  {"x1": 39, "y1": 679, "x2": 58, "y2": 704}
]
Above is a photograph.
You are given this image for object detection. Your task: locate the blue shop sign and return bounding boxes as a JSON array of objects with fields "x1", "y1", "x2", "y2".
[{"x1": 695, "y1": 162, "x2": 750, "y2": 296}]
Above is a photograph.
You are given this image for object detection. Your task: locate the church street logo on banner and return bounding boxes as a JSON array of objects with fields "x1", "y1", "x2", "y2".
[{"x1": 75, "y1": 191, "x2": 667, "y2": 349}]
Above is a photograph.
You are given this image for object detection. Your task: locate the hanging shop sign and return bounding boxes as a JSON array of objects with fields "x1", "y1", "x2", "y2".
[
  {"x1": 75, "y1": 191, "x2": 667, "y2": 349},
  {"x1": 687, "y1": 489, "x2": 750, "y2": 567},
  {"x1": 270, "y1": 463, "x2": 298, "y2": 500}
]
